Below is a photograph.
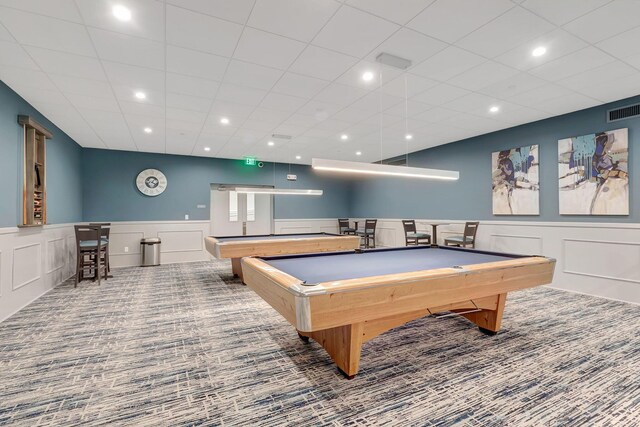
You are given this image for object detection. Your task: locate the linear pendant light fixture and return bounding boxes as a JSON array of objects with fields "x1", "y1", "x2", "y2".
[
  {"x1": 312, "y1": 158, "x2": 458, "y2": 180},
  {"x1": 234, "y1": 187, "x2": 323, "y2": 196}
]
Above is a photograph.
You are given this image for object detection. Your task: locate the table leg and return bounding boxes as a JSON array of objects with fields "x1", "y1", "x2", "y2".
[
  {"x1": 297, "y1": 322, "x2": 364, "y2": 379},
  {"x1": 431, "y1": 224, "x2": 438, "y2": 247},
  {"x1": 231, "y1": 258, "x2": 245, "y2": 284},
  {"x1": 457, "y1": 293, "x2": 507, "y2": 334}
]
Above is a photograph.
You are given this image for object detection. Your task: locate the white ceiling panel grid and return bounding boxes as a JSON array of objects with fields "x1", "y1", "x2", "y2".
[{"x1": 0, "y1": 0, "x2": 639, "y2": 164}]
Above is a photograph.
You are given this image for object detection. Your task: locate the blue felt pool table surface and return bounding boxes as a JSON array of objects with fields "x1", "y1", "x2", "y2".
[
  {"x1": 213, "y1": 233, "x2": 342, "y2": 243},
  {"x1": 261, "y1": 246, "x2": 528, "y2": 285}
]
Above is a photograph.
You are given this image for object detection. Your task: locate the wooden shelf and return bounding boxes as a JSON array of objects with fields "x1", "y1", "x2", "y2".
[{"x1": 20, "y1": 115, "x2": 52, "y2": 227}]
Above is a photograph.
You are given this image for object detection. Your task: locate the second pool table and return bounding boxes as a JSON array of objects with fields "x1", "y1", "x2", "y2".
[
  {"x1": 204, "y1": 232, "x2": 360, "y2": 280},
  {"x1": 242, "y1": 246, "x2": 556, "y2": 378}
]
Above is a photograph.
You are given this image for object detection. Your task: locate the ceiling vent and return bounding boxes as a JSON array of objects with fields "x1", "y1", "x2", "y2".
[
  {"x1": 271, "y1": 134, "x2": 292, "y2": 140},
  {"x1": 607, "y1": 103, "x2": 640, "y2": 122}
]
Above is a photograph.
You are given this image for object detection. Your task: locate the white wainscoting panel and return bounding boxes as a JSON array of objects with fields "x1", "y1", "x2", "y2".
[
  {"x1": 108, "y1": 221, "x2": 211, "y2": 267},
  {"x1": 491, "y1": 234, "x2": 543, "y2": 255},
  {"x1": 563, "y1": 239, "x2": 640, "y2": 284},
  {"x1": 12, "y1": 243, "x2": 41, "y2": 290},
  {"x1": 0, "y1": 224, "x2": 76, "y2": 323}
]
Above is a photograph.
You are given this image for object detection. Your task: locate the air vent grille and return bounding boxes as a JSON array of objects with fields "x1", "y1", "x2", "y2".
[{"x1": 608, "y1": 103, "x2": 640, "y2": 122}]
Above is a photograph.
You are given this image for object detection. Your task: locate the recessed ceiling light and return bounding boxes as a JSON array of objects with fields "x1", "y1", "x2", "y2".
[
  {"x1": 267, "y1": 141, "x2": 274, "y2": 146},
  {"x1": 134, "y1": 91, "x2": 146, "y2": 100},
  {"x1": 405, "y1": 134, "x2": 413, "y2": 140},
  {"x1": 532, "y1": 46, "x2": 547, "y2": 57},
  {"x1": 220, "y1": 117, "x2": 229, "y2": 125},
  {"x1": 204, "y1": 147, "x2": 211, "y2": 152},
  {"x1": 356, "y1": 151, "x2": 362, "y2": 156},
  {"x1": 143, "y1": 127, "x2": 152, "y2": 133},
  {"x1": 362, "y1": 71, "x2": 374, "y2": 82},
  {"x1": 489, "y1": 106, "x2": 500, "y2": 113},
  {"x1": 340, "y1": 134, "x2": 349, "y2": 140},
  {"x1": 112, "y1": 5, "x2": 132, "y2": 22},
  {"x1": 295, "y1": 155, "x2": 301, "y2": 160}
]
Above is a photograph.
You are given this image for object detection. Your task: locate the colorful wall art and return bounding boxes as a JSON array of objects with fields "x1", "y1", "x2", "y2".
[
  {"x1": 492, "y1": 145, "x2": 540, "y2": 215},
  {"x1": 558, "y1": 128, "x2": 629, "y2": 215}
]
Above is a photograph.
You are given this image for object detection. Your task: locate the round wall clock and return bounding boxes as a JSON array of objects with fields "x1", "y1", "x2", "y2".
[{"x1": 136, "y1": 169, "x2": 167, "y2": 196}]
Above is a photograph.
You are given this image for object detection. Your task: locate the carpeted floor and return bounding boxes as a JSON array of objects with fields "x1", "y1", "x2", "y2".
[{"x1": 0, "y1": 260, "x2": 638, "y2": 426}]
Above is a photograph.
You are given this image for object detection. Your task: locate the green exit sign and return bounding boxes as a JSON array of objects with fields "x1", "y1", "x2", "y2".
[{"x1": 244, "y1": 156, "x2": 257, "y2": 166}]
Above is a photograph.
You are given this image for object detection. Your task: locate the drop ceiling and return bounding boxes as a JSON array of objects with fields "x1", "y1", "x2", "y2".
[{"x1": 1, "y1": 0, "x2": 639, "y2": 165}]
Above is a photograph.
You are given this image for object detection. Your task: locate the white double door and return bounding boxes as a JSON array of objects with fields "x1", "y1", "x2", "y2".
[{"x1": 210, "y1": 186, "x2": 273, "y2": 236}]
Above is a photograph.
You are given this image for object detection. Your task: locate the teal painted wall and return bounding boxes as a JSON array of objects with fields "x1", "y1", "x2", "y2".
[
  {"x1": 81, "y1": 148, "x2": 353, "y2": 221},
  {"x1": 350, "y1": 94, "x2": 640, "y2": 222},
  {"x1": 0, "y1": 81, "x2": 82, "y2": 227}
]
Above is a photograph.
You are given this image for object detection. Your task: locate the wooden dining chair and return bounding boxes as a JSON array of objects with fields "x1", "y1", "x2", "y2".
[
  {"x1": 74, "y1": 225, "x2": 108, "y2": 287},
  {"x1": 338, "y1": 218, "x2": 356, "y2": 235},
  {"x1": 444, "y1": 221, "x2": 479, "y2": 248},
  {"x1": 356, "y1": 219, "x2": 377, "y2": 248},
  {"x1": 402, "y1": 220, "x2": 431, "y2": 246},
  {"x1": 90, "y1": 223, "x2": 111, "y2": 274}
]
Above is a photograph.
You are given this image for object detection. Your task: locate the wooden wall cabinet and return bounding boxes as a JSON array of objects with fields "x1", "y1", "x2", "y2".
[{"x1": 19, "y1": 115, "x2": 52, "y2": 227}]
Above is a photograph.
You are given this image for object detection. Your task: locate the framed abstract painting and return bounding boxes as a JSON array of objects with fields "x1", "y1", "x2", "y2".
[
  {"x1": 558, "y1": 128, "x2": 629, "y2": 215},
  {"x1": 492, "y1": 145, "x2": 540, "y2": 215}
]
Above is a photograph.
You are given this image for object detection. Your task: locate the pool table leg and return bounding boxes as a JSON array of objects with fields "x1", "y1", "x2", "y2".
[
  {"x1": 297, "y1": 322, "x2": 364, "y2": 379},
  {"x1": 459, "y1": 293, "x2": 507, "y2": 335},
  {"x1": 231, "y1": 258, "x2": 245, "y2": 284}
]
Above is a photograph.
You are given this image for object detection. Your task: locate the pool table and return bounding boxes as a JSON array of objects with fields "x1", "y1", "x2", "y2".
[
  {"x1": 242, "y1": 246, "x2": 556, "y2": 378},
  {"x1": 205, "y1": 233, "x2": 360, "y2": 280}
]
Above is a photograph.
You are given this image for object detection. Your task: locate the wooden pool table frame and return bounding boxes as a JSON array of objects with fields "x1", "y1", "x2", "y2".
[
  {"x1": 242, "y1": 249, "x2": 556, "y2": 378},
  {"x1": 205, "y1": 233, "x2": 361, "y2": 280}
]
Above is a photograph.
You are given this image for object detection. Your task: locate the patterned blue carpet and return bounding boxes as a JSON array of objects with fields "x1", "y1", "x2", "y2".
[{"x1": 0, "y1": 260, "x2": 638, "y2": 426}]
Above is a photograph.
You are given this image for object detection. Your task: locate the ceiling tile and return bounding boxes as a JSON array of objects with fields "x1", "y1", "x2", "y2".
[
  {"x1": 248, "y1": 0, "x2": 340, "y2": 42},
  {"x1": 0, "y1": 0, "x2": 82, "y2": 22},
  {"x1": 379, "y1": 74, "x2": 438, "y2": 98},
  {"x1": 165, "y1": 0, "x2": 255, "y2": 24},
  {"x1": 494, "y1": 29, "x2": 588, "y2": 71},
  {"x1": 410, "y1": 46, "x2": 486, "y2": 82},
  {"x1": 346, "y1": 0, "x2": 435, "y2": 25},
  {"x1": 166, "y1": 45, "x2": 229, "y2": 81},
  {"x1": 563, "y1": 0, "x2": 640, "y2": 43},
  {"x1": 456, "y1": 7, "x2": 554, "y2": 58},
  {"x1": 314, "y1": 83, "x2": 367, "y2": 105},
  {"x1": 557, "y1": 61, "x2": 637, "y2": 96},
  {"x1": 0, "y1": 7, "x2": 95, "y2": 56},
  {"x1": 102, "y1": 61, "x2": 165, "y2": 98},
  {"x1": 224, "y1": 60, "x2": 284, "y2": 90},
  {"x1": 260, "y1": 93, "x2": 309, "y2": 113},
  {"x1": 166, "y1": 73, "x2": 220, "y2": 98},
  {"x1": 66, "y1": 92, "x2": 121, "y2": 112},
  {"x1": 529, "y1": 47, "x2": 616, "y2": 82},
  {"x1": 75, "y1": 0, "x2": 165, "y2": 41},
  {"x1": 166, "y1": 5, "x2": 242, "y2": 57},
  {"x1": 0, "y1": 66, "x2": 56, "y2": 91},
  {"x1": 596, "y1": 26, "x2": 640, "y2": 60},
  {"x1": 541, "y1": 92, "x2": 601, "y2": 115},
  {"x1": 447, "y1": 61, "x2": 519, "y2": 91},
  {"x1": 365, "y1": 28, "x2": 447, "y2": 66},
  {"x1": 209, "y1": 100, "x2": 256, "y2": 120},
  {"x1": 478, "y1": 72, "x2": 547, "y2": 99},
  {"x1": 312, "y1": 5, "x2": 400, "y2": 57},
  {"x1": 506, "y1": 83, "x2": 576, "y2": 108},
  {"x1": 216, "y1": 83, "x2": 268, "y2": 106},
  {"x1": 384, "y1": 99, "x2": 433, "y2": 118},
  {"x1": 25, "y1": 46, "x2": 107, "y2": 80},
  {"x1": 234, "y1": 27, "x2": 306, "y2": 70},
  {"x1": 0, "y1": 22, "x2": 12, "y2": 42},
  {"x1": 412, "y1": 83, "x2": 470, "y2": 106},
  {"x1": 297, "y1": 100, "x2": 343, "y2": 119},
  {"x1": 49, "y1": 74, "x2": 113, "y2": 99},
  {"x1": 167, "y1": 92, "x2": 212, "y2": 112},
  {"x1": 89, "y1": 28, "x2": 165, "y2": 70},
  {"x1": 0, "y1": 41, "x2": 38, "y2": 70},
  {"x1": 272, "y1": 72, "x2": 329, "y2": 99},
  {"x1": 407, "y1": 0, "x2": 514, "y2": 43},
  {"x1": 119, "y1": 100, "x2": 165, "y2": 118},
  {"x1": 289, "y1": 45, "x2": 358, "y2": 81},
  {"x1": 335, "y1": 60, "x2": 402, "y2": 89},
  {"x1": 520, "y1": 0, "x2": 611, "y2": 26},
  {"x1": 568, "y1": 71, "x2": 640, "y2": 104}
]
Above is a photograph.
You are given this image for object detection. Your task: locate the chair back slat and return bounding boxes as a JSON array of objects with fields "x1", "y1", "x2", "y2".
[
  {"x1": 402, "y1": 220, "x2": 416, "y2": 234},
  {"x1": 75, "y1": 225, "x2": 102, "y2": 249},
  {"x1": 464, "y1": 221, "x2": 480, "y2": 241},
  {"x1": 90, "y1": 223, "x2": 111, "y2": 239},
  {"x1": 364, "y1": 219, "x2": 377, "y2": 233},
  {"x1": 338, "y1": 218, "x2": 350, "y2": 228}
]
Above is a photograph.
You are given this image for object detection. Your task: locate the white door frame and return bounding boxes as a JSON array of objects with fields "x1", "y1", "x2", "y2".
[{"x1": 209, "y1": 184, "x2": 275, "y2": 236}]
